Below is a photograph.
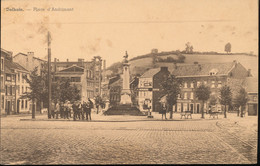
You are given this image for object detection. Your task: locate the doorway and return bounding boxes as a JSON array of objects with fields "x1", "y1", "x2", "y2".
[
  {"x1": 190, "y1": 104, "x2": 194, "y2": 113},
  {"x1": 17, "y1": 100, "x2": 20, "y2": 114},
  {"x1": 196, "y1": 104, "x2": 200, "y2": 114},
  {"x1": 7, "y1": 101, "x2": 11, "y2": 115}
]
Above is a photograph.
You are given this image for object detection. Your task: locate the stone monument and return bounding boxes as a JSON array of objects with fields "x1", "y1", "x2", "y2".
[
  {"x1": 104, "y1": 51, "x2": 144, "y2": 116},
  {"x1": 120, "y1": 51, "x2": 132, "y2": 105}
]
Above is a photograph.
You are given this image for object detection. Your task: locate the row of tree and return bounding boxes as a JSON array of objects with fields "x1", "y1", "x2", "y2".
[
  {"x1": 161, "y1": 75, "x2": 248, "y2": 119},
  {"x1": 23, "y1": 67, "x2": 81, "y2": 118}
]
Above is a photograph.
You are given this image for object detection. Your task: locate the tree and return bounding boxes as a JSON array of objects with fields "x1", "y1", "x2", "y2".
[
  {"x1": 195, "y1": 84, "x2": 211, "y2": 118},
  {"x1": 225, "y1": 43, "x2": 231, "y2": 54},
  {"x1": 185, "y1": 42, "x2": 194, "y2": 54},
  {"x1": 219, "y1": 85, "x2": 232, "y2": 118},
  {"x1": 22, "y1": 67, "x2": 46, "y2": 119},
  {"x1": 160, "y1": 75, "x2": 182, "y2": 119},
  {"x1": 233, "y1": 87, "x2": 248, "y2": 117}
]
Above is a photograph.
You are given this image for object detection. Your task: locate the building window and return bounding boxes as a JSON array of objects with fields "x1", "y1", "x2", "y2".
[
  {"x1": 22, "y1": 86, "x2": 24, "y2": 94},
  {"x1": 218, "y1": 81, "x2": 222, "y2": 88},
  {"x1": 25, "y1": 100, "x2": 28, "y2": 109},
  {"x1": 190, "y1": 92, "x2": 194, "y2": 99},
  {"x1": 12, "y1": 75, "x2": 15, "y2": 82},
  {"x1": 22, "y1": 100, "x2": 24, "y2": 109},
  {"x1": 1, "y1": 96, "x2": 4, "y2": 109},
  {"x1": 178, "y1": 94, "x2": 181, "y2": 99},
  {"x1": 184, "y1": 92, "x2": 187, "y2": 99},
  {"x1": 12, "y1": 86, "x2": 15, "y2": 95},
  {"x1": 0, "y1": 76, "x2": 3, "y2": 89},
  {"x1": 18, "y1": 73, "x2": 20, "y2": 82},
  {"x1": 1, "y1": 59, "x2": 4, "y2": 71},
  {"x1": 190, "y1": 82, "x2": 194, "y2": 88},
  {"x1": 211, "y1": 81, "x2": 215, "y2": 88},
  {"x1": 10, "y1": 86, "x2": 12, "y2": 95},
  {"x1": 22, "y1": 74, "x2": 24, "y2": 83},
  {"x1": 6, "y1": 74, "x2": 11, "y2": 81},
  {"x1": 197, "y1": 81, "x2": 201, "y2": 87},
  {"x1": 184, "y1": 82, "x2": 187, "y2": 88},
  {"x1": 18, "y1": 85, "x2": 20, "y2": 95},
  {"x1": 5, "y1": 85, "x2": 7, "y2": 95},
  {"x1": 71, "y1": 77, "x2": 81, "y2": 82}
]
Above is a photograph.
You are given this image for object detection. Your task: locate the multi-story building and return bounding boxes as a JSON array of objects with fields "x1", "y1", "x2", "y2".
[
  {"x1": 138, "y1": 67, "x2": 170, "y2": 112},
  {"x1": 1, "y1": 49, "x2": 8, "y2": 113},
  {"x1": 1, "y1": 49, "x2": 31, "y2": 115},
  {"x1": 13, "y1": 52, "x2": 47, "y2": 75},
  {"x1": 52, "y1": 57, "x2": 103, "y2": 100},
  {"x1": 172, "y1": 61, "x2": 251, "y2": 113},
  {"x1": 244, "y1": 77, "x2": 258, "y2": 116},
  {"x1": 108, "y1": 75, "x2": 122, "y2": 106}
]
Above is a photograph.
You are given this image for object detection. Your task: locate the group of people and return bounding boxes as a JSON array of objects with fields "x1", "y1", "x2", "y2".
[{"x1": 51, "y1": 98, "x2": 94, "y2": 121}]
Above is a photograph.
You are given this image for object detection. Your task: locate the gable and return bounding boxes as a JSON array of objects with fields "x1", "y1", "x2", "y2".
[{"x1": 59, "y1": 65, "x2": 84, "y2": 73}]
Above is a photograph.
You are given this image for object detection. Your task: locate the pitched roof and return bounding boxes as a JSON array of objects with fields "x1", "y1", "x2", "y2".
[
  {"x1": 14, "y1": 52, "x2": 46, "y2": 62},
  {"x1": 1, "y1": 48, "x2": 13, "y2": 55},
  {"x1": 140, "y1": 68, "x2": 161, "y2": 78},
  {"x1": 172, "y1": 62, "x2": 235, "y2": 77},
  {"x1": 244, "y1": 77, "x2": 258, "y2": 93},
  {"x1": 5, "y1": 59, "x2": 29, "y2": 73},
  {"x1": 108, "y1": 75, "x2": 121, "y2": 85},
  {"x1": 58, "y1": 65, "x2": 84, "y2": 73}
]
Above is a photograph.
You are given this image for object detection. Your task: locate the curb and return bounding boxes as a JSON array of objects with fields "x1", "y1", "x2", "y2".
[{"x1": 19, "y1": 118, "x2": 220, "y2": 122}]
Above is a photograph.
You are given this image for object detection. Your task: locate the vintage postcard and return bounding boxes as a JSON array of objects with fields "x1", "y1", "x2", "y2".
[{"x1": 1, "y1": 0, "x2": 258, "y2": 164}]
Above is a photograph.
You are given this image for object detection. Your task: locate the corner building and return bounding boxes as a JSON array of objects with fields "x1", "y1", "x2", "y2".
[{"x1": 172, "y1": 61, "x2": 251, "y2": 113}]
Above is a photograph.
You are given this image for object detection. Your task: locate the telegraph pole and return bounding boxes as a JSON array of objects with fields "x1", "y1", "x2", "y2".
[{"x1": 47, "y1": 31, "x2": 52, "y2": 119}]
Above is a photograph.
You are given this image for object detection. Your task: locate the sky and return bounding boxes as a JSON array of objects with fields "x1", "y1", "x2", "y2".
[{"x1": 1, "y1": 0, "x2": 258, "y2": 67}]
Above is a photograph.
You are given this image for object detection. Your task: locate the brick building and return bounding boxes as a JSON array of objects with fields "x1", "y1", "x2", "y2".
[
  {"x1": 13, "y1": 52, "x2": 47, "y2": 75},
  {"x1": 1, "y1": 49, "x2": 31, "y2": 115},
  {"x1": 172, "y1": 61, "x2": 251, "y2": 113},
  {"x1": 244, "y1": 77, "x2": 258, "y2": 116},
  {"x1": 52, "y1": 57, "x2": 103, "y2": 99},
  {"x1": 138, "y1": 67, "x2": 170, "y2": 112},
  {"x1": 0, "y1": 49, "x2": 6, "y2": 113},
  {"x1": 108, "y1": 75, "x2": 122, "y2": 106}
]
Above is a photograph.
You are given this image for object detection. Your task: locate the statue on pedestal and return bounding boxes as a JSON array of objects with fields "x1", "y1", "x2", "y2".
[{"x1": 120, "y1": 51, "x2": 131, "y2": 105}]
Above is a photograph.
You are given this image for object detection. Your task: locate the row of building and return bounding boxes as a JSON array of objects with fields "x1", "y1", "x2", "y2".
[
  {"x1": 1, "y1": 48, "x2": 105, "y2": 115},
  {"x1": 108, "y1": 61, "x2": 258, "y2": 115}
]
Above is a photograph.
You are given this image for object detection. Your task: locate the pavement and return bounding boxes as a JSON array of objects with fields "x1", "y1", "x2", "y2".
[{"x1": 0, "y1": 112, "x2": 258, "y2": 164}]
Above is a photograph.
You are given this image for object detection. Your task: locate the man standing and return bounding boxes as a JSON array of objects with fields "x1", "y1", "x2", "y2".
[
  {"x1": 72, "y1": 101, "x2": 78, "y2": 121},
  {"x1": 82, "y1": 101, "x2": 88, "y2": 121},
  {"x1": 160, "y1": 102, "x2": 167, "y2": 120},
  {"x1": 63, "y1": 101, "x2": 69, "y2": 119},
  {"x1": 87, "y1": 98, "x2": 93, "y2": 120},
  {"x1": 55, "y1": 101, "x2": 60, "y2": 119}
]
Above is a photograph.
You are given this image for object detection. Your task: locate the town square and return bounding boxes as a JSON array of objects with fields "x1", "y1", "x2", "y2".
[{"x1": 1, "y1": 0, "x2": 258, "y2": 165}]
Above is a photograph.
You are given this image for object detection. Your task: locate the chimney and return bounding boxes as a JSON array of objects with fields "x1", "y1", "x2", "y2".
[
  {"x1": 67, "y1": 59, "x2": 69, "y2": 62},
  {"x1": 248, "y1": 69, "x2": 251, "y2": 76},
  {"x1": 27, "y1": 52, "x2": 34, "y2": 70}
]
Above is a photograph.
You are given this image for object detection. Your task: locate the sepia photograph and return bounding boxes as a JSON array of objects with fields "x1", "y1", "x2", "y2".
[{"x1": 0, "y1": 0, "x2": 258, "y2": 164}]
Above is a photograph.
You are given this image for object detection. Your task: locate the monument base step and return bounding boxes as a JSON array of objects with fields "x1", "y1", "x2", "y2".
[{"x1": 104, "y1": 105, "x2": 145, "y2": 116}]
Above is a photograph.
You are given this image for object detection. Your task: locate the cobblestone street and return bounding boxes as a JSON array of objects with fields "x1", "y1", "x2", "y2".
[{"x1": 0, "y1": 113, "x2": 257, "y2": 164}]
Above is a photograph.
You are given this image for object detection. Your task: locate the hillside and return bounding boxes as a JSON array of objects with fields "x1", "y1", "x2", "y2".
[{"x1": 106, "y1": 51, "x2": 258, "y2": 78}]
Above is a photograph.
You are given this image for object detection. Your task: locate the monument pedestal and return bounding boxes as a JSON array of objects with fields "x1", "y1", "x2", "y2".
[{"x1": 104, "y1": 51, "x2": 144, "y2": 116}]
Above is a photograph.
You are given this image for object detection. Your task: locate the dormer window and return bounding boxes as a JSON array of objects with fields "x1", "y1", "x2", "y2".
[{"x1": 209, "y1": 69, "x2": 218, "y2": 76}]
